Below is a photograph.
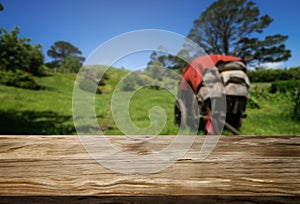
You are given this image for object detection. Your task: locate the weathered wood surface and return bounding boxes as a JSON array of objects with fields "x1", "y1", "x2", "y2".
[{"x1": 0, "y1": 135, "x2": 299, "y2": 202}]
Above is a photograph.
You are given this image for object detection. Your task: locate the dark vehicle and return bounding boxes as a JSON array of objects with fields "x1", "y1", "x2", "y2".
[{"x1": 174, "y1": 54, "x2": 250, "y2": 134}]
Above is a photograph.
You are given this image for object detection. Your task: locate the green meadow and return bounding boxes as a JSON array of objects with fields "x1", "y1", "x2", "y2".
[{"x1": 0, "y1": 67, "x2": 299, "y2": 135}]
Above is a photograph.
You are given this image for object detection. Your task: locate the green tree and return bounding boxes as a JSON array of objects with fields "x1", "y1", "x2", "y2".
[
  {"x1": 148, "y1": 51, "x2": 180, "y2": 69},
  {"x1": 0, "y1": 27, "x2": 44, "y2": 75},
  {"x1": 146, "y1": 63, "x2": 163, "y2": 81},
  {"x1": 62, "y1": 56, "x2": 81, "y2": 73},
  {"x1": 47, "y1": 41, "x2": 85, "y2": 68},
  {"x1": 187, "y1": 0, "x2": 291, "y2": 66}
]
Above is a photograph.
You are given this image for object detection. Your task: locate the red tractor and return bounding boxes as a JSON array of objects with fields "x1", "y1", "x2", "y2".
[{"x1": 174, "y1": 54, "x2": 250, "y2": 134}]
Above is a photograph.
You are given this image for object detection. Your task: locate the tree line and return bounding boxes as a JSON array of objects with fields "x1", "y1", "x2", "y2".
[
  {"x1": 0, "y1": 26, "x2": 85, "y2": 75},
  {"x1": 0, "y1": 3, "x2": 85, "y2": 89},
  {"x1": 248, "y1": 67, "x2": 300, "y2": 83}
]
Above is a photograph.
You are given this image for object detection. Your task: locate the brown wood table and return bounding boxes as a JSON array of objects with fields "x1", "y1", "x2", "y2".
[{"x1": 0, "y1": 135, "x2": 299, "y2": 203}]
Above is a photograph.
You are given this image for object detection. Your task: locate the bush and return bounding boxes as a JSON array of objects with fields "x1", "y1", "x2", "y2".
[
  {"x1": 0, "y1": 27, "x2": 44, "y2": 75},
  {"x1": 247, "y1": 95, "x2": 260, "y2": 109},
  {"x1": 78, "y1": 78, "x2": 101, "y2": 94},
  {"x1": 248, "y1": 67, "x2": 300, "y2": 83},
  {"x1": 0, "y1": 70, "x2": 40, "y2": 89},
  {"x1": 77, "y1": 66, "x2": 108, "y2": 94},
  {"x1": 147, "y1": 85, "x2": 160, "y2": 90},
  {"x1": 292, "y1": 87, "x2": 300, "y2": 121},
  {"x1": 269, "y1": 80, "x2": 299, "y2": 93},
  {"x1": 267, "y1": 80, "x2": 300, "y2": 121},
  {"x1": 119, "y1": 74, "x2": 136, "y2": 91}
]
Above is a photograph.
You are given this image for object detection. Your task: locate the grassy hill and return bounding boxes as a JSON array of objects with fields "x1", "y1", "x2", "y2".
[
  {"x1": 0, "y1": 73, "x2": 76, "y2": 134},
  {"x1": 0, "y1": 66, "x2": 180, "y2": 135},
  {"x1": 0, "y1": 66, "x2": 299, "y2": 135}
]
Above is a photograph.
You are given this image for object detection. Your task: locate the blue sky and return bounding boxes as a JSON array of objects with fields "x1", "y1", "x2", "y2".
[{"x1": 1, "y1": 0, "x2": 299, "y2": 69}]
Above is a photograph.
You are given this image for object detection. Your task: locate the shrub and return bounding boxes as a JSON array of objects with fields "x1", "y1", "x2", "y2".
[
  {"x1": 268, "y1": 80, "x2": 300, "y2": 121},
  {"x1": 269, "y1": 80, "x2": 299, "y2": 93},
  {"x1": 77, "y1": 66, "x2": 108, "y2": 94},
  {"x1": 247, "y1": 95, "x2": 260, "y2": 109},
  {"x1": 119, "y1": 74, "x2": 136, "y2": 91},
  {"x1": 78, "y1": 78, "x2": 101, "y2": 94},
  {"x1": 0, "y1": 70, "x2": 40, "y2": 89},
  {"x1": 248, "y1": 67, "x2": 300, "y2": 83},
  {"x1": 0, "y1": 27, "x2": 44, "y2": 75},
  {"x1": 292, "y1": 87, "x2": 300, "y2": 121}
]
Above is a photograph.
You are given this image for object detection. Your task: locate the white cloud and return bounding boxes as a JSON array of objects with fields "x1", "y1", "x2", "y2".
[{"x1": 259, "y1": 62, "x2": 285, "y2": 69}]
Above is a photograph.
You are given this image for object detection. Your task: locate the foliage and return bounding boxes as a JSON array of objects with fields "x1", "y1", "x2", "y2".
[
  {"x1": 146, "y1": 52, "x2": 182, "y2": 80},
  {"x1": 248, "y1": 67, "x2": 300, "y2": 82},
  {"x1": 47, "y1": 41, "x2": 85, "y2": 71},
  {"x1": 97, "y1": 66, "x2": 128, "y2": 93},
  {"x1": 45, "y1": 61, "x2": 59, "y2": 69},
  {"x1": 145, "y1": 64, "x2": 163, "y2": 81},
  {"x1": 0, "y1": 27, "x2": 44, "y2": 75},
  {"x1": 77, "y1": 66, "x2": 108, "y2": 94},
  {"x1": 269, "y1": 80, "x2": 299, "y2": 94},
  {"x1": 119, "y1": 74, "x2": 136, "y2": 91},
  {"x1": 240, "y1": 85, "x2": 299, "y2": 135},
  {"x1": 62, "y1": 56, "x2": 82, "y2": 73},
  {"x1": 292, "y1": 88, "x2": 300, "y2": 121},
  {"x1": 249, "y1": 81, "x2": 300, "y2": 124},
  {"x1": 246, "y1": 84, "x2": 270, "y2": 109},
  {"x1": 269, "y1": 80, "x2": 300, "y2": 121},
  {"x1": 0, "y1": 70, "x2": 40, "y2": 89},
  {"x1": 0, "y1": 4, "x2": 43, "y2": 89},
  {"x1": 147, "y1": 51, "x2": 188, "y2": 70},
  {"x1": 187, "y1": 0, "x2": 291, "y2": 66},
  {"x1": 78, "y1": 78, "x2": 102, "y2": 94},
  {"x1": 132, "y1": 71, "x2": 150, "y2": 86},
  {"x1": 118, "y1": 69, "x2": 179, "y2": 92},
  {"x1": 247, "y1": 95, "x2": 260, "y2": 109},
  {"x1": 148, "y1": 51, "x2": 175, "y2": 68}
]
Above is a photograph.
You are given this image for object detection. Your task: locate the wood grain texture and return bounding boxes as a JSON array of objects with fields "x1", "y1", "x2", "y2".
[{"x1": 0, "y1": 135, "x2": 299, "y2": 199}]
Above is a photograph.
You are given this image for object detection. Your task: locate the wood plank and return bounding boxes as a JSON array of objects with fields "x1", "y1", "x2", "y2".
[{"x1": 0, "y1": 135, "x2": 299, "y2": 201}]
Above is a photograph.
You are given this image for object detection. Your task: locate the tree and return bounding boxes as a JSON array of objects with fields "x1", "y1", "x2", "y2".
[
  {"x1": 187, "y1": 0, "x2": 291, "y2": 66},
  {"x1": 47, "y1": 41, "x2": 85, "y2": 68},
  {"x1": 62, "y1": 56, "x2": 81, "y2": 73},
  {"x1": 0, "y1": 26, "x2": 44, "y2": 75},
  {"x1": 148, "y1": 51, "x2": 182, "y2": 69},
  {"x1": 0, "y1": 25, "x2": 43, "y2": 88}
]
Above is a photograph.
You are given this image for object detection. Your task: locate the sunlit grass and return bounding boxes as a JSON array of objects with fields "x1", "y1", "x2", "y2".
[{"x1": 0, "y1": 68, "x2": 299, "y2": 136}]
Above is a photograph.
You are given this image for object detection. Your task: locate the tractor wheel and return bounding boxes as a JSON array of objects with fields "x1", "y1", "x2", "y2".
[
  {"x1": 226, "y1": 113, "x2": 242, "y2": 129},
  {"x1": 174, "y1": 99, "x2": 187, "y2": 129}
]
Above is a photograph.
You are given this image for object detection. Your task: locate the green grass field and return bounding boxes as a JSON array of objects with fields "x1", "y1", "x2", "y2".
[{"x1": 0, "y1": 67, "x2": 299, "y2": 135}]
